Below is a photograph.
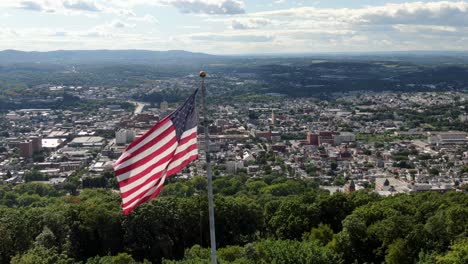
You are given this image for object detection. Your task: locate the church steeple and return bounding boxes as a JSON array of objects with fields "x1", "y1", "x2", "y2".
[{"x1": 349, "y1": 180, "x2": 356, "y2": 192}]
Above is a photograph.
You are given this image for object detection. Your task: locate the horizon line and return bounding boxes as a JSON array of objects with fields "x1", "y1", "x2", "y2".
[{"x1": 1, "y1": 49, "x2": 468, "y2": 57}]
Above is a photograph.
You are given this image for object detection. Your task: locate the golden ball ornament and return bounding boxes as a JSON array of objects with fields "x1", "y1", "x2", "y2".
[{"x1": 199, "y1": 71, "x2": 206, "y2": 78}]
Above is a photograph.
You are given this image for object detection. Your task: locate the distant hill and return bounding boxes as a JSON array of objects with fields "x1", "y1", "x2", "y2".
[
  {"x1": 2, "y1": 49, "x2": 468, "y2": 65},
  {"x1": 0, "y1": 49, "x2": 218, "y2": 64}
]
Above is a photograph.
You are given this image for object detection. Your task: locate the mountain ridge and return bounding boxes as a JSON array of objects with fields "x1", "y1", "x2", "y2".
[
  {"x1": 0, "y1": 49, "x2": 218, "y2": 64},
  {"x1": 2, "y1": 49, "x2": 468, "y2": 65}
]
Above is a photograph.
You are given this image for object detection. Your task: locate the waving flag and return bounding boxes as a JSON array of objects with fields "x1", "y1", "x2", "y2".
[{"x1": 114, "y1": 90, "x2": 199, "y2": 215}]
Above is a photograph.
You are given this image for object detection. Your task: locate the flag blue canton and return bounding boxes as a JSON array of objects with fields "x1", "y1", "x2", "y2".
[{"x1": 170, "y1": 89, "x2": 198, "y2": 141}]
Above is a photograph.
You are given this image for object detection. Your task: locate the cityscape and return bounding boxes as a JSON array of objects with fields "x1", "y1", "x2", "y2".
[
  {"x1": 0, "y1": 50, "x2": 467, "y2": 264},
  {"x1": 1, "y1": 0, "x2": 468, "y2": 263},
  {"x1": 2, "y1": 83, "x2": 467, "y2": 195}
]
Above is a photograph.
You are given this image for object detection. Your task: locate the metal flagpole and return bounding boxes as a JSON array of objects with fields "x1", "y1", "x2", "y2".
[{"x1": 199, "y1": 71, "x2": 217, "y2": 264}]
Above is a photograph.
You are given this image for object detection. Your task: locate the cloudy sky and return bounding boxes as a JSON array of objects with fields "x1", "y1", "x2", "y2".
[{"x1": 0, "y1": 0, "x2": 467, "y2": 54}]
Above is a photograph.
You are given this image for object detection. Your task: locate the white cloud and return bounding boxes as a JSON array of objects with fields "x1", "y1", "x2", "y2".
[
  {"x1": 253, "y1": 1, "x2": 468, "y2": 27},
  {"x1": 187, "y1": 27, "x2": 355, "y2": 44},
  {"x1": 2, "y1": 0, "x2": 130, "y2": 15},
  {"x1": 51, "y1": 31, "x2": 68, "y2": 37},
  {"x1": 109, "y1": 20, "x2": 135, "y2": 28},
  {"x1": 393, "y1": 24, "x2": 458, "y2": 33},
  {"x1": 195, "y1": 1, "x2": 468, "y2": 52},
  {"x1": 162, "y1": 0, "x2": 245, "y2": 15},
  {"x1": 3, "y1": 0, "x2": 245, "y2": 16},
  {"x1": 128, "y1": 14, "x2": 158, "y2": 24},
  {"x1": 178, "y1": 25, "x2": 202, "y2": 29},
  {"x1": 360, "y1": 1, "x2": 468, "y2": 26},
  {"x1": 18, "y1": 1, "x2": 43, "y2": 11},
  {"x1": 231, "y1": 18, "x2": 271, "y2": 30},
  {"x1": 0, "y1": 26, "x2": 172, "y2": 51},
  {"x1": 110, "y1": 0, "x2": 245, "y2": 15},
  {"x1": 0, "y1": 28, "x2": 19, "y2": 37},
  {"x1": 15, "y1": 0, "x2": 98, "y2": 13},
  {"x1": 63, "y1": 0, "x2": 101, "y2": 12},
  {"x1": 2, "y1": 1, "x2": 468, "y2": 53},
  {"x1": 190, "y1": 32, "x2": 274, "y2": 42}
]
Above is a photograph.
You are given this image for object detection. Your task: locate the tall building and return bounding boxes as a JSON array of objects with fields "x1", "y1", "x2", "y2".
[
  {"x1": 252, "y1": 130, "x2": 272, "y2": 141},
  {"x1": 319, "y1": 131, "x2": 335, "y2": 145},
  {"x1": 30, "y1": 136, "x2": 42, "y2": 152},
  {"x1": 225, "y1": 161, "x2": 244, "y2": 174},
  {"x1": 307, "y1": 131, "x2": 355, "y2": 146},
  {"x1": 160, "y1": 101, "x2": 169, "y2": 112},
  {"x1": 307, "y1": 132, "x2": 319, "y2": 145},
  {"x1": 19, "y1": 141, "x2": 33, "y2": 158},
  {"x1": 116, "y1": 129, "x2": 136, "y2": 145},
  {"x1": 460, "y1": 114, "x2": 468, "y2": 123},
  {"x1": 271, "y1": 110, "x2": 276, "y2": 126}
]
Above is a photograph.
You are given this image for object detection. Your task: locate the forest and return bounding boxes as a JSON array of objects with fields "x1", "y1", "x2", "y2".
[{"x1": 0, "y1": 174, "x2": 467, "y2": 264}]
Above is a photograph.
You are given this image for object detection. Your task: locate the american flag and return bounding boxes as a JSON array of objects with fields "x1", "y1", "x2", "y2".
[{"x1": 114, "y1": 89, "x2": 199, "y2": 215}]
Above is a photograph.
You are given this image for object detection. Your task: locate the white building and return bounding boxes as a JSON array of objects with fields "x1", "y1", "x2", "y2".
[
  {"x1": 333, "y1": 132, "x2": 356, "y2": 145},
  {"x1": 428, "y1": 131, "x2": 468, "y2": 145},
  {"x1": 160, "y1": 101, "x2": 169, "y2": 112},
  {"x1": 69, "y1": 136, "x2": 105, "y2": 148},
  {"x1": 225, "y1": 161, "x2": 244, "y2": 174},
  {"x1": 116, "y1": 129, "x2": 135, "y2": 145}
]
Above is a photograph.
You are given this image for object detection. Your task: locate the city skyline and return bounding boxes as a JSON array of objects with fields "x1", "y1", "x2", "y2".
[{"x1": 1, "y1": 0, "x2": 468, "y2": 54}]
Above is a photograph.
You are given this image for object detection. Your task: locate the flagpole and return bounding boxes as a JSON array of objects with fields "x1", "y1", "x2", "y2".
[{"x1": 200, "y1": 71, "x2": 217, "y2": 264}]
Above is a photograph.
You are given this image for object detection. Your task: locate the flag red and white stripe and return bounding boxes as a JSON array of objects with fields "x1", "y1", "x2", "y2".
[{"x1": 114, "y1": 90, "x2": 198, "y2": 215}]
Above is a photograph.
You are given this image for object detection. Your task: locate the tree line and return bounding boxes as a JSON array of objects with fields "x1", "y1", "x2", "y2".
[{"x1": 0, "y1": 174, "x2": 466, "y2": 264}]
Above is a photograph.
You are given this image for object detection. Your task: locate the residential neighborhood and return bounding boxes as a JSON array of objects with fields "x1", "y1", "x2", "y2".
[{"x1": 1, "y1": 89, "x2": 466, "y2": 196}]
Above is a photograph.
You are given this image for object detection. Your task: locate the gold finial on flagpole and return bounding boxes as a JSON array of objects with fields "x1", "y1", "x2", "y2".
[{"x1": 199, "y1": 71, "x2": 206, "y2": 78}]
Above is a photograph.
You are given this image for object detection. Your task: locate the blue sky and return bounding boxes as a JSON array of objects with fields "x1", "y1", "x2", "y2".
[{"x1": 0, "y1": 0, "x2": 467, "y2": 54}]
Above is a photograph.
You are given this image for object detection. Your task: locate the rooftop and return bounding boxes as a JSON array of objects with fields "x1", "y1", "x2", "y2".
[{"x1": 71, "y1": 136, "x2": 105, "y2": 144}]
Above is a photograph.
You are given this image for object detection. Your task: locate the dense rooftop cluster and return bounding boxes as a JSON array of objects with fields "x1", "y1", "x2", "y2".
[{"x1": 0, "y1": 90, "x2": 466, "y2": 195}]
